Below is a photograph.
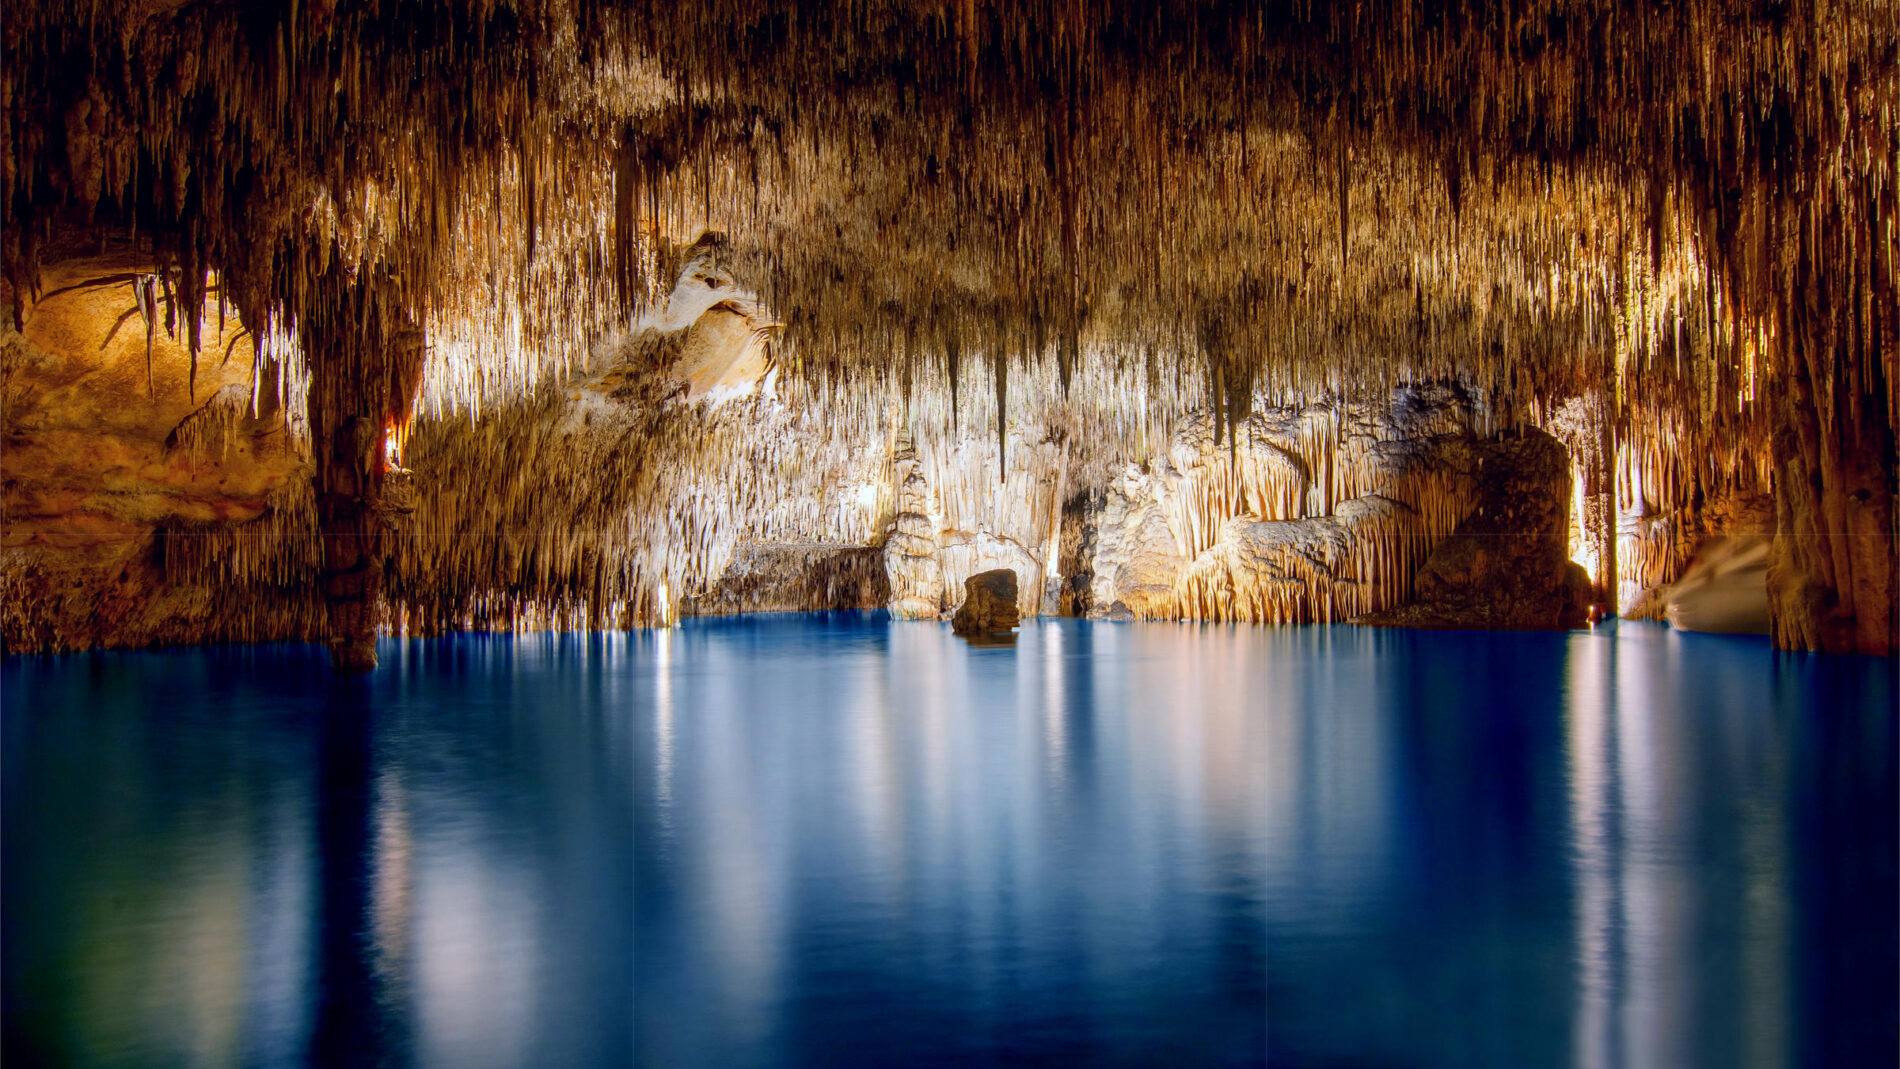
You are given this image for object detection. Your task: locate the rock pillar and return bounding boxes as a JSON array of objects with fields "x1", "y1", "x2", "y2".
[
  {"x1": 1768, "y1": 338, "x2": 1896, "y2": 656},
  {"x1": 302, "y1": 262, "x2": 426, "y2": 671}
]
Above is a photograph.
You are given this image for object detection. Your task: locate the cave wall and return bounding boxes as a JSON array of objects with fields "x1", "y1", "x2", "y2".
[
  {"x1": 6, "y1": 1, "x2": 1893, "y2": 660},
  {"x1": 1, "y1": 254, "x2": 318, "y2": 654},
  {"x1": 680, "y1": 543, "x2": 889, "y2": 617},
  {"x1": 1541, "y1": 392, "x2": 1779, "y2": 620},
  {"x1": 0, "y1": 265, "x2": 1699, "y2": 652},
  {"x1": 885, "y1": 433, "x2": 1068, "y2": 621},
  {"x1": 1067, "y1": 387, "x2": 1587, "y2": 629}
]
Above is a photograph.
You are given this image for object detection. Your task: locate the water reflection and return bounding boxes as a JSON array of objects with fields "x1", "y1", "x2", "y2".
[
  {"x1": 3, "y1": 637, "x2": 635, "y2": 1068},
  {"x1": 2, "y1": 619, "x2": 1893, "y2": 1067},
  {"x1": 1563, "y1": 627, "x2": 1897, "y2": 1068},
  {"x1": 632, "y1": 615, "x2": 1271, "y2": 1067}
]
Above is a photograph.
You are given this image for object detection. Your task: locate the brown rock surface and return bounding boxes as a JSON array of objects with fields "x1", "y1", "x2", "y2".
[
  {"x1": 680, "y1": 542, "x2": 889, "y2": 615},
  {"x1": 1084, "y1": 388, "x2": 1488, "y2": 624},
  {"x1": 1361, "y1": 430, "x2": 1591, "y2": 631},
  {"x1": 951, "y1": 569, "x2": 1020, "y2": 636},
  {"x1": 2, "y1": 253, "x2": 313, "y2": 654}
]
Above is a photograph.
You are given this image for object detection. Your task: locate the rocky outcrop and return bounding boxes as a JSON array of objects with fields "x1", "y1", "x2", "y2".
[
  {"x1": 1074, "y1": 393, "x2": 1594, "y2": 630},
  {"x1": 680, "y1": 542, "x2": 889, "y2": 615},
  {"x1": 1174, "y1": 496, "x2": 1426, "y2": 624},
  {"x1": 1084, "y1": 388, "x2": 1487, "y2": 624},
  {"x1": 1362, "y1": 431, "x2": 1591, "y2": 630},
  {"x1": 884, "y1": 443, "x2": 947, "y2": 618},
  {"x1": 883, "y1": 431, "x2": 1062, "y2": 621},
  {"x1": 951, "y1": 569, "x2": 1020, "y2": 636}
]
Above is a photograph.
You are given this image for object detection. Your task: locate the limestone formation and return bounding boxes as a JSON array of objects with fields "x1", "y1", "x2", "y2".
[
  {"x1": 3, "y1": 2, "x2": 1894, "y2": 658},
  {"x1": 1363, "y1": 432, "x2": 1593, "y2": 631},
  {"x1": 952, "y1": 570, "x2": 1021, "y2": 637},
  {"x1": 884, "y1": 444, "x2": 947, "y2": 620},
  {"x1": 1082, "y1": 389, "x2": 1482, "y2": 624},
  {"x1": 680, "y1": 543, "x2": 889, "y2": 617}
]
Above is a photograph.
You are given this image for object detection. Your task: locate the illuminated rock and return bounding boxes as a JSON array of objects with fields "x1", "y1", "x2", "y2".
[{"x1": 2, "y1": 2, "x2": 1893, "y2": 657}]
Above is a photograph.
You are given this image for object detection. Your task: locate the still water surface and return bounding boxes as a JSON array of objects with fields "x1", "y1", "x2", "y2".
[{"x1": 3, "y1": 616, "x2": 1894, "y2": 1067}]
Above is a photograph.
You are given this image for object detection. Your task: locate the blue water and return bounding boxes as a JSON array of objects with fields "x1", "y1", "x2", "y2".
[{"x1": 3, "y1": 616, "x2": 1894, "y2": 1067}]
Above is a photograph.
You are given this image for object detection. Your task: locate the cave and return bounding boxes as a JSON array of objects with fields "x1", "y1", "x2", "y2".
[{"x1": 2, "y1": 2, "x2": 1895, "y2": 1065}]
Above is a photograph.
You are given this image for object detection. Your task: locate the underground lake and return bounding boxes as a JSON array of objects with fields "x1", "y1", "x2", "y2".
[{"x1": 4, "y1": 615, "x2": 1893, "y2": 1067}]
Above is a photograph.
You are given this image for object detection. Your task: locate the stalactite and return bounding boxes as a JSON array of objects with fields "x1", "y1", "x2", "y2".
[
  {"x1": 992, "y1": 348, "x2": 1008, "y2": 481},
  {"x1": 0, "y1": 0, "x2": 1890, "y2": 653}
]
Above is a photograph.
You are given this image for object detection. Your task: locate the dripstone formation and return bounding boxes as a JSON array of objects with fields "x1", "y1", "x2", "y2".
[{"x1": 3, "y1": 2, "x2": 1893, "y2": 664}]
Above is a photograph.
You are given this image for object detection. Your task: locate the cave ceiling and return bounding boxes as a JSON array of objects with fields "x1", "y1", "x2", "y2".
[{"x1": 2, "y1": 1, "x2": 1894, "y2": 445}]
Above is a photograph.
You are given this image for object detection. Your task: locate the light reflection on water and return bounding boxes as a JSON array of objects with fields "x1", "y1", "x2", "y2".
[{"x1": 2, "y1": 617, "x2": 1893, "y2": 1067}]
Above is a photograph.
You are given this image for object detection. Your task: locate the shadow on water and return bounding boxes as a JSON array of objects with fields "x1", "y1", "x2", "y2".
[
  {"x1": 310, "y1": 675, "x2": 410, "y2": 1066},
  {"x1": 3, "y1": 616, "x2": 1894, "y2": 1067},
  {"x1": 959, "y1": 631, "x2": 1020, "y2": 648}
]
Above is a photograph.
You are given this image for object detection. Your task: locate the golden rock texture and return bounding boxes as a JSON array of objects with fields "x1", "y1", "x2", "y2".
[
  {"x1": 2, "y1": 254, "x2": 314, "y2": 653},
  {"x1": 3, "y1": 2, "x2": 1893, "y2": 658}
]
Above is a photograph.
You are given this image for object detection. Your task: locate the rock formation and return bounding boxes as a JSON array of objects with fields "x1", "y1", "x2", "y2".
[
  {"x1": 680, "y1": 543, "x2": 889, "y2": 617},
  {"x1": 2, "y1": 2, "x2": 1893, "y2": 660},
  {"x1": 1362, "y1": 432, "x2": 1593, "y2": 631},
  {"x1": 1, "y1": 255, "x2": 318, "y2": 654},
  {"x1": 1076, "y1": 387, "x2": 1549, "y2": 626},
  {"x1": 951, "y1": 570, "x2": 1021, "y2": 637}
]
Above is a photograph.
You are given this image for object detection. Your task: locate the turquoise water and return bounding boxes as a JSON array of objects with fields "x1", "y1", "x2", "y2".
[{"x1": 3, "y1": 617, "x2": 1894, "y2": 1066}]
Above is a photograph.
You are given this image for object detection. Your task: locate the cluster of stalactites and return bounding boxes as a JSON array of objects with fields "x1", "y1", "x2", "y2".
[
  {"x1": 222, "y1": 334, "x2": 1216, "y2": 634},
  {"x1": 1098, "y1": 399, "x2": 1482, "y2": 625},
  {"x1": 153, "y1": 475, "x2": 328, "y2": 646},
  {"x1": 1172, "y1": 514, "x2": 1455, "y2": 627},
  {"x1": 7, "y1": 1, "x2": 1892, "y2": 461},
  {"x1": 2, "y1": 0, "x2": 674, "y2": 436}
]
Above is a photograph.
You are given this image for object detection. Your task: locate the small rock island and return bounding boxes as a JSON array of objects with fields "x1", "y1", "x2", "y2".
[{"x1": 951, "y1": 569, "x2": 1021, "y2": 638}]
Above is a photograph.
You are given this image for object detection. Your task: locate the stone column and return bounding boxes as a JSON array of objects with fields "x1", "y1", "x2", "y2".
[
  {"x1": 314, "y1": 414, "x2": 388, "y2": 671},
  {"x1": 1768, "y1": 338, "x2": 1896, "y2": 656},
  {"x1": 302, "y1": 263, "x2": 426, "y2": 671}
]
